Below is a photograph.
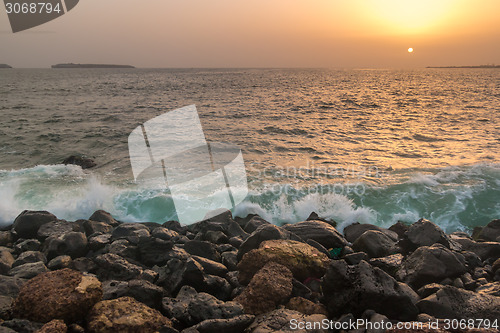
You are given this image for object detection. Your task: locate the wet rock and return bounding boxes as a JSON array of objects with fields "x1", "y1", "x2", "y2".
[
  {"x1": 285, "y1": 297, "x2": 327, "y2": 315},
  {"x1": 245, "y1": 309, "x2": 327, "y2": 333},
  {"x1": 352, "y1": 230, "x2": 399, "y2": 258},
  {"x1": 243, "y1": 216, "x2": 270, "y2": 234},
  {"x1": 138, "y1": 237, "x2": 174, "y2": 266},
  {"x1": 82, "y1": 219, "x2": 113, "y2": 236},
  {"x1": 12, "y1": 251, "x2": 46, "y2": 268},
  {"x1": 103, "y1": 279, "x2": 164, "y2": 309},
  {"x1": 47, "y1": 255, "x2": 72, "y2": 270},
  {"x1": 87, "y1": 296, "x2": 171, "y2": 332},
  {"x1": 112, "y1": 223, "x2": 150, "y2": 244},
  {"x1": 8, "y1": 261, "x2": 48, "y2": 279},
  {"x1": 344, "y1": 222, "x2": 398, "y2": 243},
  {"x1": 476, "y1": 219, "x2": 500, "y2": 242},
  {"x1": 62, "y1": 155, "x2": 96, "y2": 169},
  {"x1": 162, "y1": 286, "x2": 243, "y2": 326},
  {"x1": 88, "y1": 210, "x2": 119, "y2": 227},
  {"x1": 192, "y1": 255, "x2": 228, "y2": 277},
  {"x1": 237, "y1": 239, "x2": 330, "y2": 284},
  {"x1": 37, "y1": 319, "x2": 67, "y2": 333},
  {"x1": 396, "y1": 244, "x2": 467, "y2": 289},
  {"x1": 94, "y1": 253, "x2": 143, "y2": 281},
  {"x1": 1, "y1": 319, "x2": 43, "y2": 332},
  {"x1": 417, "y1": 285, "x2": 500, "y2": 320},
  {"x1": 0, "y1": 276, "x2": 26, "y2": 297},
  {"x1": 37, "y1": 221, "x2": 74, "y2": 240},
  {"x1": 369, "y1": 253, "x2": 404, "y2": 276},
  {"x1": 400, "y1": 219, "x2": 455, "y2": 253},
  {"x1": 184, "y1": 240, "x2": 221, "y2": 262},
  {"x1": 13, "y1": 268, "x2": 102, "y2": 323},
  {"x1": 189, "y1": 314, "x2": 254, "y2": 333},
  {"x1": 237, "y1": 224, "x2": 301, "y2": 261},
  {"x1": 235, "y1": 262, "x2": 293, "y2": 315},
  {"x1": 0, "y1": 249, "x2": 14, "y2": 275},
  {"x1": 283, "y1": 220, "x2": 348, "y2": 249},
  {"x1": 0, "y1": 295, "x2": 12, "y2": 320},
  {"x1": 12, "y1": 211, "x2": 58, "y2": 239},
  {"x1": 322, "y1": 260, "x2": 418, "y2": 321}
]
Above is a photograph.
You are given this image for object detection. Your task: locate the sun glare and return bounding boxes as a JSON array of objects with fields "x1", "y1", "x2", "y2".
[{"x1": 408, "y1": 48, "x2": 414, "y2": 53}]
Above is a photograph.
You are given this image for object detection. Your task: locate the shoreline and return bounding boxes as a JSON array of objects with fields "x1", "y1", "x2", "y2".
[{"x1": 0, "y1": 209, "x2": 498, "y2": 331}]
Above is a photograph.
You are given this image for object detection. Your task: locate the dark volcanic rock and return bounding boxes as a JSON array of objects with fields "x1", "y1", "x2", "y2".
[
  {"x1": 155, "y1": 257, "x2": 205, "y2": 296},
  {"x1": 12, "y1": 211, "x2": 58, "y2": 239},
  {"x1": 62, "y1": 155, "x2": 96, "y2": 169},
  {"x1": 322, "y1": 260, "x2": 419, "y2": 321},
  {"x1": 369, "y1": 253, "x2": 404, "y2": 277},
  {"x1": 396, "y1": 244, "x2": 467, "y2": 289},
  {"x1": 235, "y1": 262, "x2": 293, "y2": 315},
  {"x1": 344, "y1": 222, "x2": 398, "y2": 243},
  {"x1": 400, "y1": 219, "x2": 456, "y2": 253},
  {"x1": 283, "y1": 220, "x2": 347, "y2": 250},
  {"x1": 13, "y1": 239, "x2": 41, "y2": 254},
  {"x1": 1, "y1": 319, "x2": 43, "y2": 332},
  {"x1": 8, "y1": 261, "x2": 48, "y2": 279},
  {"x1": 0, "y1": 276, "x2": 26, "y2": 298},
  {"x1": 0, "y1": 295, "x2": 13, "y2": 320},
  {"x1": 243, "y1": 216, "x2": 270, "y2": 234},
  {"x1": 0, "y1": 249, "x2": 14, "y2": 275},
  {"x1": 476, "y1": 219, "x2": 500, "y2": 241},
  {"x1": 417, "y1": 285, "x2": 500, "y2": 320},
  {"x1": 13, "y1": 268, "x2": 102, "y2": 323},
  {"x1": 47, "y1": 255, "x2": 72, "y2": 270},
  {"x1": 12, "y1": 251, "x2": 46, "y2": 268},
  {"x1": 245, "y1": 309, "x2": 327, "y2": 333},
  {"x1": 237, "y1": 239, "x2": 330, "y2": 285},
  {"x1": 43, "y1": 232, "x2": 88, "y2": 259},
  {"x1": 88, "y1": 210, "x2": 119, "y2": 227},
  {"x1": 82, "y1": 219, "x2": 113, "y2": 236},
  {"x1": 192, "y1": 255, "x2": 228, "y2": 277},
  {"x1": 189, "y1": 314, "x2": 255, "y2": 333},
  {"x1": 184, "y1": 240, "x2": 221, "y2": 262},
  {"x1": 138, "y1": 237, "x2": 174, "y2": 266},
  {"x1": 112, "y1": 223, "x2": 150, "y2": 244},
  {"x1": 103, "y1": 279, "x2": 164, "y2": 309},
  {"x1": 451, "y1": 236, "x2": 500, "y2": 261},
  {"x1": 352, "y1": 230, "x2": 399, "y2": 258},
  {"x1": 94, "y1": 253, "x2": 143, "y2": 281},
  {"x1": 36, "y1": 221, "x2": 74, "y2": 240},
  {"x1": 86, "y1": 296, "x2": 171, "y2": 332}
]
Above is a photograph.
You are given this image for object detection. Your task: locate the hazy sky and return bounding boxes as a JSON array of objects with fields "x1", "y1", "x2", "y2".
[{"x1": 1, "y1": 0, "x2": 499, "y2": 68}]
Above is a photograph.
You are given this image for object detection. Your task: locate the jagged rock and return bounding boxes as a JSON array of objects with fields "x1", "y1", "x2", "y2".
[
  {"x1": 94, "y1": 253, "x2": 142, "y2": 281},
  {"x1": 352, "y1": 230, "x2": 399, "y2": 258},
  {"x1": 151, "y1": 227, "x2": 180, "y2": 241},
  {"x1": 1, "y1": 319, "x2": 43, "y2": 332},
  {"x1": 86, "y1": 296, "x2": 171, "y2": 332},
  {"x1": 12, "y1": 211, "x2": 58, "y2": 239},
  {"x1": 0, "y1": 249, "x2": 14, "y2": 275},
  {"x1": 107, "y1": 239, "x2": 138, "y2": 261},
  {"x1": 162, "y1": 286, "x2": 243, "y2": 326},
  {"x1": 13, "y1": 239, "x2": 41, "y2": 253},
  {"x1": 476, "y1": 219, "x2": 500, "y2": 242},
  {"x1": 162, "y1": 220, "x2": 186, "y2": 234},
  {"x1": 237, "y1": 224, "x2": 301, "y2": 261},
  {"x1": 476, "y1": 282, "x2": 500, "y2": 297},
  {"x1": 88, "y1": 210, "x2": 119, "y2": 227},
  {"x1": 88, "y1": 234, "x2": 111, "y2": 251},
  {"x1": 47, "y1": 255, "x2": 72, "y2": 270},
  {"x1": 13, "y1": 268, "x2": 102, "y2": 323},
  {"x1": 388, "y1": 221, "x2": 409, "y2": 239},
  {"x1": 82, "y1": 219, "x2": 113, "y2": 236},
  {"x1": 62, "y1": 155, "x2": 96, "y2": 169},
  {"x1": 103, "y1": 279, "x2": 164, "y2": 309},
  {"x1": 237, "y1": 239, "x2": 330, "y2": 284},
  {"x1": 344, "y1": 223, "x2": 398, "y2": 243},
  {"x1": 399, "y1": 219, "x2": 455, "y2": 253},
  {"x1": 283, "y1": 220, "x2": 347, "y2": 249},
  {"x1": 37, "y1": 319, "x2": 67, "y2": 333},
  {"x1": 285, "y1": 297, "x2": 328, "y2": 315},
  {"x1": 243, "y1": 216, "x2": 270, "y2": 234},
  {"x1": 112, "y1": 223, "x2": 150, "y2": 244},
  {"x1": 235, "y1": 262, "x2": 293, "y2": 315},
  {"x1": 37, "y1": 221, "x2": 74, "y2": 240},
  {"x1": 192, "y1": 255, "x2": 228, "y2": 277},
  {"x1": 12, "y1": 251, "x2": 46, "y2": 268},
  {"x1": 138, "y1": 237, "x2": 174, "y2": 266},
  {"x1": 8, "y1": 261, "x2": 48, "y2": 279},
  {"x1": 322, "y1": 260, "x2": 418, "y2": 321},
  {"x1": 0, "y1": 295, "x2": 13, "y2": 320},
  {"x1": 184, "y1": 240, "x2": 221, "y2": 262},
  {"x1": 369, "y1": 253, "x2": 404, "y2": 276},
  {"x1": 417, "y1": 285, "x2": 500, "y2": 320},
  {"x1": 343, "y1": 252, "x2": 368, "y2": 265},
  {"x1": 155, "y1": 257, "x2": 205, "y2": 296},
  {"x1": 189, "y1": 314, "x2": 255, "y2": 333},
  {"x1": 43, "y1": 232, "x2": 88, "y2": 260},
  {"x1": 221, "y1": 251, "x2": 238, "y2": 271},
  {"x1": 451, "y1": 236, "x2": 500, "y2": 261},
  {"x1": 245, "y1": 309, "x2": 327, "y2": 333},
  {"x1": 397, "y1": 244, "x2": 468, "y2": 289},
  {"x1": 0, "y1": 276, "x2": 26, "y2": 297}
]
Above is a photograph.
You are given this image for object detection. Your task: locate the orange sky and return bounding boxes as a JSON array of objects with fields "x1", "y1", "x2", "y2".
[{"x1": 1, "y1": 0, "x2": 499, "y2": 67}]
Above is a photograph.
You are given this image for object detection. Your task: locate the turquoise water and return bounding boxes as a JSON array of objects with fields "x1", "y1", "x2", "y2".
[{"x1": 0, "y1": 69, "x2": 498, "y2": 231}]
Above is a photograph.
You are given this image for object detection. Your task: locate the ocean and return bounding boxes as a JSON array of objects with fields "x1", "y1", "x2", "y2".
[{"x1": 0, "y1": 68, "x2": 499, "y2": 232}]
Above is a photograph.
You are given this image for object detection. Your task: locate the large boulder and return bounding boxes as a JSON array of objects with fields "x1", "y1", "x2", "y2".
[
  {"x1": 417, "y1": 285, "x2": 500, "y2": 320},
  {"x1": 451, "y1": 236, "x2": 500, "y2": 261},
  {"x1": 235, "y1": 262, "x2": 293, "y2": 315},
  {"x1": 237, "y1": 239, "x2": 330, "y2": 284},
  {"x1": 396, "y1": 244, "x2": 467, "y2": 289},
  {"x1": 476, "y1": 219, "x2": 500, "y2": 242},
  {"x1": 352, "y1": 230, "x2": 399, "y2": 258},
  {"x1": 0, "y1": 276, "x2": 26, "y2": 298},
  {"x1": 343, "y1": 223, "x2": 398, "y2": 243},
  {"x1": 88, "y1": 210, "x2": 119, "y2": 227},
  {"x1": 112, "y1": 223, "x2": 150, "y2": 244},
  {"x1": 86, "y1": 296, "x2": 171, "y2": 332},
  {"x1": 94, "y1": 253, "x2": 143, "y2": 281},
  {"x1": 13, "y1": 268, "x2": 102, "y2": 323},
  {"x1": 245, "y1": 309, "x2": 328, "y2": 333},
  {"x1": 37, "y1": 220, "x2": 75, "y2": 240},
  {"x1": 12, "y1": 211, "x2": 58, "y2": 239},
  {"x1": 62, "y1": 155, "x2": 96, "y2": 169},
  {"x1": 322, "y1": 260, "x2": 418, "y2": 321},
  {"x1": 102, "y1": 279, "x2": 164, "y2": 309},
  {"x1": 43, "y1": 232, "x2": 88, "y2": 259},
  {"x1": 283, "y1": 220, "x2": 347, "y2": 249},
  {"x1": 400, "y1": 219, "x2": 458, "y2": 253}
]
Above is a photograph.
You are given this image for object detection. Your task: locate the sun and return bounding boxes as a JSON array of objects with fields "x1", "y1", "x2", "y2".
[{"x1": 408, "y1": 47, "x2": 414, "y2": 53}]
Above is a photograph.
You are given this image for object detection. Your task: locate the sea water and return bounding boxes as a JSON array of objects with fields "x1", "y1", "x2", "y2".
[{"x1": 0, "y1": 68, "x2": 498, "y2": 232}]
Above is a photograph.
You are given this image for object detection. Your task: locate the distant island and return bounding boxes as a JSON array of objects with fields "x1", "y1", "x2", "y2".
[
  {"x1": 0, "y1": 64, "x2": 12, "y2": 69},
  {"x1": 52, "y1": 63, "x2": 135, "y2": 69},
  {"x1": 427, "y1": 64, "x2": 499, "y2": 69}
]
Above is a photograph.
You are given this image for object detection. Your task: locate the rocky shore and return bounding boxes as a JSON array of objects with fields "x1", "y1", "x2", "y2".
[{"x1": 0, "y1": 210, "x2": 499, "y2": 332}]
